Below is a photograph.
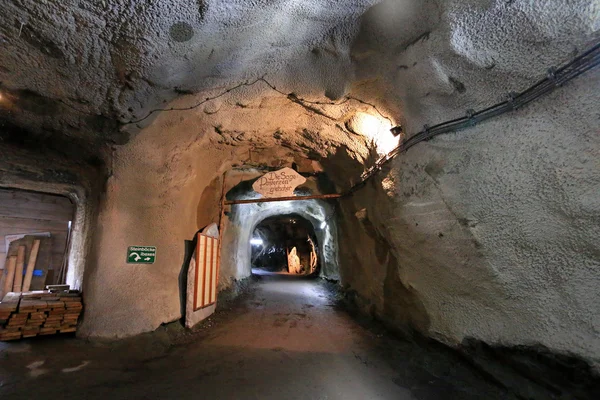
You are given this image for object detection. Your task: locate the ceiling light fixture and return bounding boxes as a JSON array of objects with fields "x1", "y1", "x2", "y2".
[
  {"x1": 353, "y1": 112, "x2": 398, "y2": 154},
  {"x1": 390, "y1": 125, "x2": 403, "y2": 137}
]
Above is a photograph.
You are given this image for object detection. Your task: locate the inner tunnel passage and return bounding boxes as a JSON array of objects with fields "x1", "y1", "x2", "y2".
[{"x1": 250, "y1": 214, "x2": 320, "y2": 276}]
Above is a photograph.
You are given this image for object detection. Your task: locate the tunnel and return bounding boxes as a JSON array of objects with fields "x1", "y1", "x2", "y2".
[
  {"x1": 0, "y1": 1, "x2": 599, "y2": 399},
  {"x1": 250, "y1": 214, "x2": 321, "y2": 276},
  {"x1": 214, "y1": 171, "x2": 341, "y2": 287}
]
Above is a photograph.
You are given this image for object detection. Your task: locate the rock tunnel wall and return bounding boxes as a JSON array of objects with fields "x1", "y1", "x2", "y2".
[
  {"x1": 222, "y1": 195, "x2": 339, "y2": 284},
  {"x1": 337, "y1": 70, "x2": 600, "y2": 369},
  {"x1": 76, "y1": 92, "x2": 364, "y2": 338},
  {"x1": 251, "y1": 215, "x2": 320, "y2": 274},
  {"x1": 329, "y1": 0, "x2": 600, "y2": 372}
]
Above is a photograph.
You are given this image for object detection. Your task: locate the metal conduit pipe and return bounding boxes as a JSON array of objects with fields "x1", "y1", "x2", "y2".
[{"x1": 346, "y1": 40, "x2": 600, "y2": 195}]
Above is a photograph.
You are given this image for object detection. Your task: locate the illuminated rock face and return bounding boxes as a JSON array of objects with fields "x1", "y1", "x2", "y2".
[
  {"x1": 287, "y1": 248, "x2": 302, "y2": 275},
  {"x1": 0, "y1": 0, "x2": 599, "y2": 379},
  {"x1": 222, "y1": 171, "x2": 341, "y2": 286}
]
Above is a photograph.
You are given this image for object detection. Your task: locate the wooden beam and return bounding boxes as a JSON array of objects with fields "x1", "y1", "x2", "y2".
[
  {"x1": 224, "y1": 193, "x2": 342, "y2": 205},
  {"x1": 22, "y1": 240, "x2": 40, "y2": 292},
  {"x1": 13, "y1": 246, "x2": 26, "y2": 292},
  {"x1": 216, "y1": 171, "x2": 228, "y2": 290},
  {"x1": 1, "y1": 256, "x2": 17, "y2": 298}
]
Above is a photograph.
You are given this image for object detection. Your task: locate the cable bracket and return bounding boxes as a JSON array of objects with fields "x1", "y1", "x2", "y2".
[
  {"x1": 507, "y1": 92, "x2": 518, "y2": 110},
  {"x1": 547, "y1": 67, "x2": 558, "y2": 86},
  {"x1": 466, "y1": 109, "x2": 476, "y2": 126}
]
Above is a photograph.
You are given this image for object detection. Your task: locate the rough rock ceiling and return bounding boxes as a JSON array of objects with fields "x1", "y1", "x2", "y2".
[{"x1": 0, "y1": 0, "x2": 382, "y2": 146}]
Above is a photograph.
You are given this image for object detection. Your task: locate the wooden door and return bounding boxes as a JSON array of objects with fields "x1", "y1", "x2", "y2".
[{"x1": 193, "y1": 233, "x2": 219, "y2": 310}]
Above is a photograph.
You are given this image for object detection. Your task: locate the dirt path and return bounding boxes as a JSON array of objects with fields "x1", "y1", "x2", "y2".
[{"x1": 0, "y1": 275, "x2": 510, "y2": 399}]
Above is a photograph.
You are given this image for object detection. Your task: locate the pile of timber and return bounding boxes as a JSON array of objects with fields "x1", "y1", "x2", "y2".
[
  {"x1": 0, "y1": 291, "x2": 82, "y2": 341},
  {"x1": 0, "y1": 238, "x2": 49, "y2": 299}
]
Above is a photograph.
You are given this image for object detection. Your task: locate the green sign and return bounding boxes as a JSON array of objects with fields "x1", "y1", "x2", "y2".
[{"x1": 127, "y1": 246, "x2": 157, "y2": 264}]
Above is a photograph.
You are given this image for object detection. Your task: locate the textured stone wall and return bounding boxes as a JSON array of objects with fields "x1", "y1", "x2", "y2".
[
  {"x1": 77, "y1": 93, "x2": 365, "y2": 338},
  {"x1": 337, "y1": 62, "x2": 600, "y2": 369},
  {"x1": 332, "y1": 0, "x2": 600, "y2": 370},
  {"x1": 0, "y1": 0, "x2": 381, "y2": 141},
  {"x1": 224, "y1": 196, "x2": 339, "y2": 283}
]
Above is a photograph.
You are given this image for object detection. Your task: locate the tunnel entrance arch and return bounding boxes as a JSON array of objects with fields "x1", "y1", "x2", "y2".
[
  {"x1": 250, "y1": 213, "x2": 320, "y2": 277},
  {"x1": 217, "y1": 168, "x2": 341, "y2": 287}
]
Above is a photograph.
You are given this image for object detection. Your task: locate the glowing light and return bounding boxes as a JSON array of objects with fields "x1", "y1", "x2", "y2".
[
  {"x1": 250, "y1": 238, "x2": 263, "y2": 246},
  {"x1": 390, "y1": 126, "x2": 403, "y2": 137},
  {"x1": 353, "y1": 112, "x2": 399, "y2": 155}
]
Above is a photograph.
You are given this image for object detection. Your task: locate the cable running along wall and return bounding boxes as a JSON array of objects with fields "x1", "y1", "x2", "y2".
[
  {"x1": 205, "y1": 41, "x2": 600, "y2": 207},
  {"x1": 349, "y1": 41, "x2": 600, "y2": 194}
]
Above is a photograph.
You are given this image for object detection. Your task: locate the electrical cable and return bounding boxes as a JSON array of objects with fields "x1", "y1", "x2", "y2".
[
  {"x1": 348, "y1": 40, "x2": 600, "y2": 194},
  {"x1": 122, "y1": 76, "x2": 392, "y2": 126}
]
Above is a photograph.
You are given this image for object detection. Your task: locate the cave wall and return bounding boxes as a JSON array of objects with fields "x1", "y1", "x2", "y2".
[
  {"x1": 1, "y1": 1, "x2": 597, "y2": 371},
  {"x1": 329, "y1": 0, "x2": 600, "y2": 372},
  {"x1": 77, "y1": 92, "x2": 366, "y2": 338},
  {"x1": 78, "y1": 121, "x2": 225, "y2": 338},
  {"x1": 252, "y1": 216, "x2": 319, "y2": 274},
  {"x1": 218, "y1": 168, "x2": 339, "y2": 284},
  {"x1": 0, "y1": 0, "x2": 380, "y2": 141},
  {"x1": 337, "y1": 69, "x2": 600, "y2": 368}
]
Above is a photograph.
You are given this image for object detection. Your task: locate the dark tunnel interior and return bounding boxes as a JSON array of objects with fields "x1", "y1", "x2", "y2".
[{"x1": 250, "y1": 214, "x2": 319, "y2": 276}]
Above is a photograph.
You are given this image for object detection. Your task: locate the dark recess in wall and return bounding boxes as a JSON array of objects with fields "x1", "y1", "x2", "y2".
[{"x1": 0, "y1": 119, "x2": 107, "y2": 172}]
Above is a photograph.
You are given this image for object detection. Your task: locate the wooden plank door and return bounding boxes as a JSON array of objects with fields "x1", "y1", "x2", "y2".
[{"x1": 193, "y1": 233, "x2": 219, "y2": 311}]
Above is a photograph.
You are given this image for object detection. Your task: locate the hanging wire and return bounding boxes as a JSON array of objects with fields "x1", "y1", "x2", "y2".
[{"x1": 121, "y1": 76, "x2": 392, "y2": 126}]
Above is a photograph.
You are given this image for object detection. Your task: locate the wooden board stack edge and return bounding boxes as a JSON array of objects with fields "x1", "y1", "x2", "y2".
[
  {"x1": 0, "y1": 236, "x2": 53, "y2": 299},
  {"x1": 0, "y1": 291, "x2": 83, "y2": 341}
]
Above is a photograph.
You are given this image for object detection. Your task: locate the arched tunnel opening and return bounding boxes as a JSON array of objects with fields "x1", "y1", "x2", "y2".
[
  {"x1": 218, "y1": 169, "x2": 340, "y2": 285},
  {"x1": 250, "y1": 214, "x2": 320, "y2": 277}
]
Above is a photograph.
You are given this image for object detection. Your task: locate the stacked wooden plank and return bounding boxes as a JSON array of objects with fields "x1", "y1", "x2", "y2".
[
  {"x1": 0, "y1": 291, "x2": 82, "y2": 341},
  {"x1": 0, "y1": 293, "x2": 20, "y2": 340}
]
